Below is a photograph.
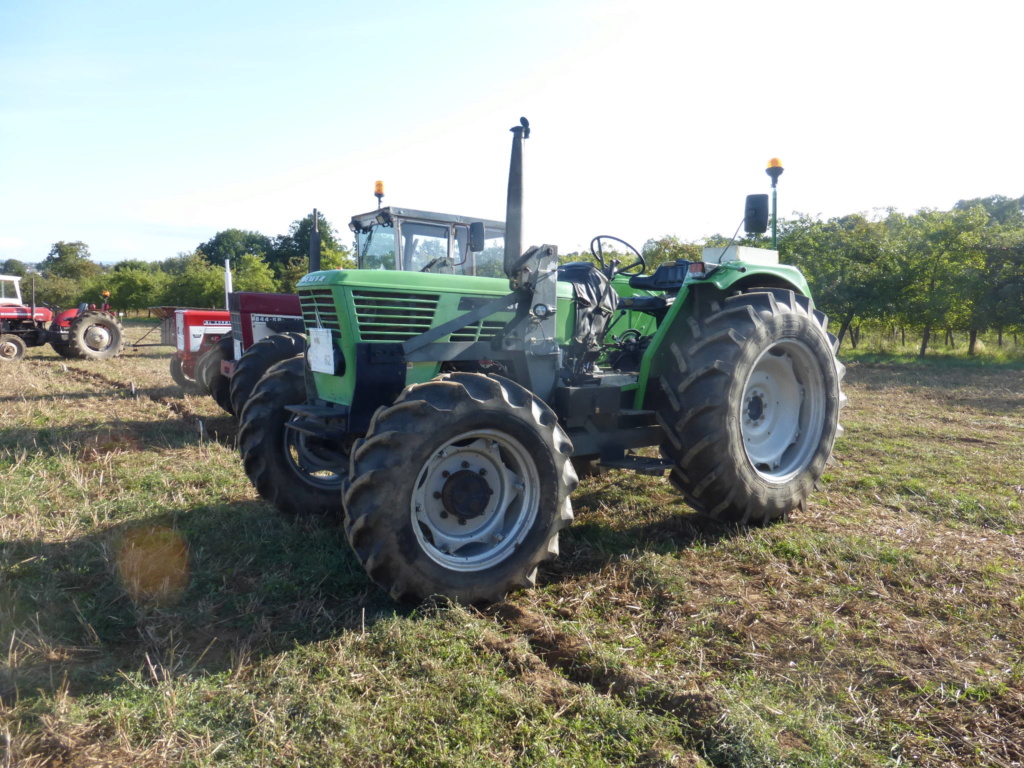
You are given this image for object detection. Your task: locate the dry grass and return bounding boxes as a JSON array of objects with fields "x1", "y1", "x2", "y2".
[{"x1": 2, "y1": 330, "x2": 1023, "y2": 766}]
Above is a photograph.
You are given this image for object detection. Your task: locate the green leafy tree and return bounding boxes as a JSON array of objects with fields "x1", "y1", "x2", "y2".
[
  {"x1": 198, "y1": 229, "x2": 274, "y2": 267},
  {"x1": 40, "y1": 241, "x2": 102, "y2": 281},
  {"x1": 34, "y1": 275, "x2": 85, "y2": 309},
  {"x1": 106, "y1": 268, "x2": 168, "y2": 313},
  {"x1": 160, "y1": 252, "x2": 225, "y2": 308},
  {"x1": 641, "y1": 236, "x2": 703, "y2": 269},
  {"x1": 954, "y1": 195, "x2": 1024, "y2": 226},
  {"x1": 232, "y1": 253, "x2": 277, "y2": 293},
  {"x1": 112, "y1": 259, "x2": 155, "y2": 273},
  {"x1": 1, "y1": 258, "x2": 28, "y2": 277},
  {"x1": 899, "y1": 207, "x2": 989, "y2": 356},
  {"x1": 781, "y1": 212, "x2": 907, "y2": 348},
  {"x1": 269, "y1": 211, "x2": 342, "y2": 270}
]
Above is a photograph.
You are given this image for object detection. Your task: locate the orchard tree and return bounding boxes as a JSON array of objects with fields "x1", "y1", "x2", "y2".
[
  {"x1": 160, "y1": 252, "x2": 225, "y2": 308},
  {"x1": 899, "y1": 207, "x2": 989, "y2": 356},
  {"x1": 106, "y1": 268, "x2": 168, "y2": 313},
  {"x1": 641, "y1": 235, "x2": 703, "y2": 269},
  {"x1": 233, "y1": 253, "x2": 277, "y2": 293},
  {"x1": 781, "y1": 212, "x2": 907, "y2": 348}
]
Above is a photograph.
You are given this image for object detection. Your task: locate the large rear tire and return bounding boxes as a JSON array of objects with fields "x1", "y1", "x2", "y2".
[
  {"x1": 67, "y1": 311, "x2": 124, "y2": 360},
  {"x1": 238, "y1": 357, "x2": 348, "y2": 518},
  {"x1": 0, "y1": 334, "x2": 26, "y2": 361},
  {"x1": 342, "y1": 373, "x2": 577, "y2": 604},
  {"x1": 229, "y1": 332, "x2": 305, "y2": 416},
  {"x1": 657, "y1": 289, "x2": 846, "y2": 525}
]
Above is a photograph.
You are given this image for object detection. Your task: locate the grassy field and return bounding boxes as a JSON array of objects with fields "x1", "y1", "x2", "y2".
[{"x1": 1, "y1": 323, "x2": 1022, "y2": 767}]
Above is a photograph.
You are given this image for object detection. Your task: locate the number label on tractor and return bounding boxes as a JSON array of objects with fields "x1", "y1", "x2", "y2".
[{"x1": 308, "y1": 328, "x2": 334, "y2": 374}]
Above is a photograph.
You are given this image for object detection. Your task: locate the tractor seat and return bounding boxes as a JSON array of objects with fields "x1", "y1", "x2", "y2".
[{"x1": 556, "y1": 262, "x2": 617, "y2": 348}]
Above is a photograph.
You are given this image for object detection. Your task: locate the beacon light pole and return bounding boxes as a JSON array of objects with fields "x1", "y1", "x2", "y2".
[{"x1": 766, "y1": 158, "x2": 784, "y2": 249}]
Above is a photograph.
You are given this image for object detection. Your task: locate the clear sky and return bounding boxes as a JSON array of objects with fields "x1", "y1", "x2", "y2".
[{"x1": 1, "y1": 0, "x2": 1020, "y2": 266}]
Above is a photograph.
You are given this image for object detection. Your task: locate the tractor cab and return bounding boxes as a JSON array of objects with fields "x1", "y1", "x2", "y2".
[
  {"x1": 0, "y1": 275, "x2": 24, "y2": 306},
  {"x1": 349, "y1": 207, "x2": 505, "y2": 278}
]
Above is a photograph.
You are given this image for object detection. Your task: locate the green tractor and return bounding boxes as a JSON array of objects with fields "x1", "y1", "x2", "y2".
[{"x1": 239, "y1": 118, "x2": 846, "y2": 603}]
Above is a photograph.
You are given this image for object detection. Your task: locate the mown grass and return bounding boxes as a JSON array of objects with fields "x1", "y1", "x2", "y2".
[{"x1": 2, "y1": 331, "x2": 1022, "y2": 766}]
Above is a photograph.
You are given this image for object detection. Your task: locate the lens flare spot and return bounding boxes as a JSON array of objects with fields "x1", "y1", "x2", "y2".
[{"x1": 117, "y1": 526, "x2": 189, "y2": 605}]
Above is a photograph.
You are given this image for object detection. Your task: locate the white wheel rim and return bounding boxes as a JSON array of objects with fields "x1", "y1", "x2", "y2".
[
  {"x1": 413, "y1": 429, "x2": 540, "y2": 572},
  {"x1": 0, "y1": 340, "x2": 19, "y2": 359},
  {"x1": 741, "y1": 339, "x2": 826, "y2": 482},
  {"x1": 84, "y1": 325, "x2": 112, "y2": 350}
]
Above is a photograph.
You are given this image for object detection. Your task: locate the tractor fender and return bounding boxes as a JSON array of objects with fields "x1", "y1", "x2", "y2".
[
  {"x1": 632, "y1": 264, "x2": 813, "y2": 411},
  {"x1": 51, "y1": 308, "x2": 80, "y2": 329}
]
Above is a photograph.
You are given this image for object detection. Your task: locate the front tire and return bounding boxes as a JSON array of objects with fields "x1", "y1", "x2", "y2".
[
  {"x1": 170, "y1": 355, "x2": 203, "y2": 393},
  {"x1": 229, "y1": 332, "x2": 305, "y2": 416},
  {"x1": 194, "y1": 337, "x2": 234, "y2": 413},
  {"x1": 239, "y1": 357, "x2": 348, "y2": 517},
  {"x1": 67, "y1": 311, "x2": 124, "y2": 360},
  {"x1": 343, "y1": 373, "x2": 577, "y2": 604},
  {"x1": 658, "y1": 289, "x2": 846, "y2": 525},
  {"x1": 0, "y1": 334, "x2": 26, "y2": 361}
]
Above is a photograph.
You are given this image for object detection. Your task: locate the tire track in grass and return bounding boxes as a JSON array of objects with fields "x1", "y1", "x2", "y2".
[
  {"x1": 488, "y1": 602, "x2": 740, "y2": 766},
  {"x1": 42, "y1": 360, "x2": 238, "y2": 447}
]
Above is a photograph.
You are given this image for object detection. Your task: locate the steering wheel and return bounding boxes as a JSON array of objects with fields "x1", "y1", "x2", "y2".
[{"x1": 590, "y1": 235, "x2": 646, "y2": 277}]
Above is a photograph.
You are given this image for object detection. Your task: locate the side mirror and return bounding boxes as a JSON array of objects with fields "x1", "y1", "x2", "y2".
[
  {"x1": 744, "y1": 194, "x2": 769, "y2": 235},
  {"x1": 469, "y1": 221, "x2": 486, "y2": 253}
]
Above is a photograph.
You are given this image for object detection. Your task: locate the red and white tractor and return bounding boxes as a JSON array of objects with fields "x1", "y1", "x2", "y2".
[{"x1": 0, "y1": 275, "x2": 125, "y2": 361}]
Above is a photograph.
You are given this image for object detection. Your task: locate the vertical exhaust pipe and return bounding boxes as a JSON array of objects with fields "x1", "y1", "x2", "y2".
[
  {"x1": 503, "y1": 117, "x2": 530, "y2": 277},
  {"x1": 309, "y1": 208, "x2": 321, "y2": 273}
]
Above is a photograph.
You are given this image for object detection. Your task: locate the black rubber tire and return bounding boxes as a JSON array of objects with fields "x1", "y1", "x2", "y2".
[
  {"x1": 67, "y1": 311, "x2": 124, "y2": 360},
  {"x1": 48, "y1": 322, "x2": 75, "y2": 358},
  {"x1": 657, "y1": 289, "x2": 846, "y2": 525},
  {"x1": 343, "y1": 373, "x2": 578, "y2": 604},
  {"x1": 239, "y1": 356, "x2": 348, "y2": 518},
  {"x1": 0, "y1": 334, "x2": 26, "y2": 361},
  {"x1": 169, "y1": 355, "x2": 203, "y2": 393},
  {"x1": 194, "y1": 337, "x2": 234, "y2": 413},
  {"x1": 229, "y1": 332, "x2": 305, "y2": 417}
]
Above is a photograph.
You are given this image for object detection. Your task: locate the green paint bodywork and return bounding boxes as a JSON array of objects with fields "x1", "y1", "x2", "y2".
[
  {"x1": 297, "y1": 269, "x2": 574, "y2": 407},
  {"x1": 296, "y1": 258, "x2": 810, "y2": 411}
]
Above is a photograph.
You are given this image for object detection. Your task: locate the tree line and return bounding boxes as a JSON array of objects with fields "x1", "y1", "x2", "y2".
[
  {"x1": 640, "y1": 195, "x2": 1024, "y2": 355},
  {"x1": 0, "y1": 211, "x2": 354, "y2": 314},
  {"x1": 4, "y1": 197, "x2": 1021, "y2": 357}
]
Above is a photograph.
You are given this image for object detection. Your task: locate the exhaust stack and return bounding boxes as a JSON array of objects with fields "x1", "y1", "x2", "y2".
[
  {"x1": 503, "y1": 117, "x2": 530, "y2": 278},
  {"x1": 309, "y1": 208, "x2": 321, "y2": 273}
]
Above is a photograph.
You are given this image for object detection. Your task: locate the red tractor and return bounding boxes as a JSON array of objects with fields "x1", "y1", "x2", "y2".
[
  {"x1": 0, "y1": 275, "x2": 125, "y2": 361},
  {"x1": 156, "y1": 307, "x2": 232, "y2": 392},
  {"x1": 161, "y1": 293, "x2": 303, "y2": 416}
]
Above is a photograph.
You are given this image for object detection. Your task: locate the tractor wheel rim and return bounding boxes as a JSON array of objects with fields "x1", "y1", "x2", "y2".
[
  {"x1": 412, "y1": 429, "x2": 540, "y2": 572},
  {"x1": 741, "y1": 339, "x2": 826, "y2": 482},
  {"x1": 0, "y1": 341, "x2": 17, "y2": 359},
  {"x1": 283, "y1": 428, "x2": 344, "y2": 489},
  {"x1": 84, "y1": 325, "x2": 112, "y2": 350}
]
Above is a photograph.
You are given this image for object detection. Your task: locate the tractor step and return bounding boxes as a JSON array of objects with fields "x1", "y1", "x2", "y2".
[
  {"x1": 598, "y1": 454, "x2": 674, "y2": 476},
  {"x1": 284, "y1": 403, "x2": 349, "y2": 440}
]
